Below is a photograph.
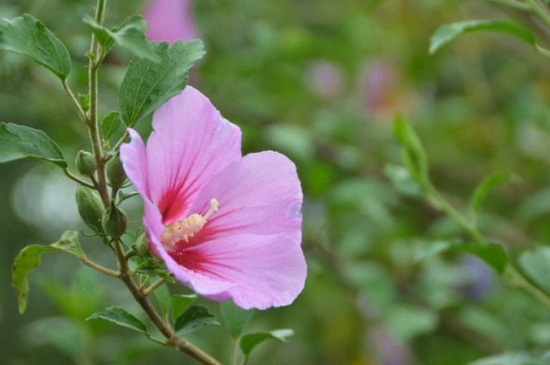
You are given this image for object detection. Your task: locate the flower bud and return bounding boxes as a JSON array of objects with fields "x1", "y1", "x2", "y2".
[
  {"x1": 75, "y1": 151, "x2": 97, "y2": 177},
  {"x1": 76, "y1": 185, "x2": 104, "y2": 232},
  {"x1": 106, "y1": 155, "x2": 126, "y2": 191},
  {"x1": 135, "y1": 233, "x2": 150, "y2": 256},
  {"x1": 102, "y1": 203, "x2": 128, "y2": 239}
]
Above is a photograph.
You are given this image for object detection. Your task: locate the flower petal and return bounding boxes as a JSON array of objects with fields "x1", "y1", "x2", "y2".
[
  {"x1": 143, "y1": 198, "x2": 236, "y2": 297},
  {"x1": 146, "y1": 87, "x2": 242, "y2": 224},
  {"x1": 188, "y1": 151, "x2": 303, "y2": 245},
  {"x1": 144, "y1": 198, "x2": 306, "y2": 309},
  {"x1": 120, "y1": 129, "x2": 149, "y2": 199},
  {"x1": 144, "y1": 0, "x2": 198, "y2": 44},
  {"x1": 178, "y1": 234, "x2": 307, "y2": 309}
]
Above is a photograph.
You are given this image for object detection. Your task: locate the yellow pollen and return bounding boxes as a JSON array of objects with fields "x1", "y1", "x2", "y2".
[{"x1": 161, "y1": 199, "x2": 219, "y2": 246}]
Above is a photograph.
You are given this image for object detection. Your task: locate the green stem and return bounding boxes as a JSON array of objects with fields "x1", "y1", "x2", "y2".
[
  {"x1": 504, "y1": 265, "x2": 550, "y2": 311},
  {"x1": 61, "y1": 79, "x2": 88, "y2": 124},
  {"x1": 113, "y1": 240, "x2": 221, "y2": 365},
  {"x1": 230, "y1": 339, "x2": 239, "y2": 365},
  {"x1": 425, "y1": 182, "x2": 550, "y2": 310},
  {"x1": 81, "y1": 255, "x2": 119, "y2": 277},
  {"x1": 425, "y1": 183, "x2": 486, "y2": 245},
  {"x1": 63, "y1": 168, "x2": 96, "y2": 189},
  {"x1": 142, "y1": 278, "x2": 166, "y2": 296},
  {"x1": 488, "y1": 0, "x2": 531, "y2": 11},
  {"x1": 87, "y1": 0, "x2": 109, "y2": 207},
  {"x1": 526, "y1": 0, "x2": 550, "y2": 29}
]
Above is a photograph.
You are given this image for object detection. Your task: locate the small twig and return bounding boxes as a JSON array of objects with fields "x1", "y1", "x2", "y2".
[
  {"x1": 61, "y1": 79, "x2": 89, "y2": 124},
  {"x1": 63, "y1": 168, "x2": 96, "y2": 189},
  {"x1": 142, "y1": 278, "x2": 167, "y2": 296},
  {"x1": 81, "y1": 255, "x2": 119, "y2": 277},
  {"x1": 111, "y1": 129, "x2": 130, "y2": 153}
]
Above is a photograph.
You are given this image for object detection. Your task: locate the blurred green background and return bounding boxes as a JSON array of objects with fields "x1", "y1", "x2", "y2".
[{"x1": 3, "y1": 0, "x2": 550, "y2": 364}]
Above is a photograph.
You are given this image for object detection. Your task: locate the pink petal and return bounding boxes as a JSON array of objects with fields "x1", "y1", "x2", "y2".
[
  {"x1": 181, "y1": 234, "x2": 307, "y2": 309},
  {"x1": 188, "y1": 151, "x2": 303, "y2": 245},
  {"x1": 146, "y1": 87, "x2": 242, "y2": 224},
  {"x1": 144, "y1": 0, "x2": 198, "y2": 44},
  {"x1": 143, "y1": 198, "x2": 237, "y2": 297},
  {"x1": 120, "y1": 129, "x2": 149, "y2": 199}
]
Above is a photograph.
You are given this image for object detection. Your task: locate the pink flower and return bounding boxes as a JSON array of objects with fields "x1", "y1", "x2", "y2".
[
  {"x1": 143, "y1": 0, "x2": 198, "y2": 44},
  {"x1": 120, "y1": 87, "x2": 307, "y2": 309}
]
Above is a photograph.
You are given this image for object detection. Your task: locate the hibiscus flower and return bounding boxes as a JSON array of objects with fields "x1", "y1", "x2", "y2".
[{"x1": 120, "y1": 87, "x2": 307, "y2": 309}]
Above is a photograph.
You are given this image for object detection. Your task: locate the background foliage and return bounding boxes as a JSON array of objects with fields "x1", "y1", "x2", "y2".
[{"x1": 3, "y1": 0, "x2": 550, "y2": 364}]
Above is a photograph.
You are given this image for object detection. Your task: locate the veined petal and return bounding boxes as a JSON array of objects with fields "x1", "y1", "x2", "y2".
[
  {"x1": 120, "y1": 129, "x2": 149, "y2": 200},
  {"x1": 176, "y1": 234, "x2": 307, "y2": 309},
  {"x1": 143, "y1": 199, "x2": 236, "y2": 297},
  {"x1": 146, "y1": 87, "x2": 242, "y2": 225},
  {"x1": 188, "y1": 151, "x2": 302, "y2": 245}
]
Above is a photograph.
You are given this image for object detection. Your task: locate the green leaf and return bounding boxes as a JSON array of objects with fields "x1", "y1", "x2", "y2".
[
  {"x1": 170, "y1": 294, "x2": 197, "y2": 322},
  {"x1": 119, "y1": 40, "x2": 205, "y2": 126},
  {"x1": 87, "y1": 306, "x2": 148, "y2": 334},
  {"x1": 240, "y1": 329, "x2": 294, "y2": 357},
  {"x1": 430, "y1": 20, "x2": 536, "y2": 55},
  {"x1": 470, "y1": 351, "x2": 550, "y2": 365},
  {"x1": 519, "y1": 247, "x2": 550, "y2": 293},
  {"x1": 11, "y1": 231, "x2": 83, "y2": 314},
  {"x1": 384, "y1": 164, "x2": 424, "y2": 197},
  {"x1": 12, "y1": 245, "x2": 56, "y2": 314},
  {"x1": 0, "y1": 122, "x2": 67, "y2": 168},
  {"x1": 456, "y1": 242, "x2": 508, "y2": 273},
  {"x1": 101, "y1": 111, "x2": 123, "y2": 141},
  {"x1": 84, "y1": 15, "x2": 159, "y2": 61},
  {"x1": 174, "y1": 305, "x2": 219, "y2": 335},
  {"x1": 50, "y1": 231, "x2": 84, "y2": 258},
  {"x1": 220, "y1": 300, "x2": 254, "y2": 338},
  {"x1": 393, "y1": 114, "x2": 428, "y2": 186},
  {"x1": 469, "y1": 172, "x2": 519, "y2": 224},
  {"x1": 0, "y1": 14, "x2": 71, "y2": 80}
]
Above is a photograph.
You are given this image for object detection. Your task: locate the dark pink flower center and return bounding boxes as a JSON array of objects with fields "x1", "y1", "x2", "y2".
[{"x1": 161, "y1": 199, "x2": 218, "y2": 248}]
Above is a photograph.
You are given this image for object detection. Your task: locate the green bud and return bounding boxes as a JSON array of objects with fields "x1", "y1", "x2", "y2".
[
  {"x1": 106, "y1": 155, "x2": 126, "y2": 191},
  {"x1": 135, "y1": 233, "x2": 149, "y2": 256},
  {"x1": 75, "y1": 150, "x2": 97, "y2": 177},
  {"x1": 76, "y1": 185, "x2": 104, "y2": 232},
  {"x1": 102, "y1": 203, "x2": 128, "y2": 239}
]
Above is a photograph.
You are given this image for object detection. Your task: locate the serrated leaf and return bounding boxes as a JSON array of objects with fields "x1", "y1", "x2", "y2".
[
  {"x1": 519, "y1": 247, "x2": 550, "y2": 294},
  {"x1": 220, "y1": 300, "x2": 254, "y2": 339},
  {"x1": 469, "y1": 172, "x2": 519, "y2": 224},
  {"x1": 101, "y1": 111, "x2": 122, "y2": 141},
  {"x1": 174, "y1": 305, "x2": 219, "y2": 335},
  {"x1": 455, "y1": 242, "x2": 508, "y2": 273},
  {"x1": 12, "y1": 231, "x2": 83, "y2": 314},
  {"x1": 0, "y1": 122, "x2": 67, "y2": 168},
  {"x1": 119, "y1": 40, "x2": 205, "y2": 126},
  {"x1": 0, "y1": 14, "x2": 71, "y2": 79},
  {"x1": 393, "y1": 114, "x2": 428, "y2": 186},
  {"x1": 170, "y1": 294, "x2": 197, "y2": 322},
  {"x1": 240, "y1": 329, "x2": 294, "y2": 357},
  {"x1": 84, "y1": 15, "x2": 159, "y2": 61},
  {"x1": 430, "y1": 20, "x2": 536, "y2": 55},
  {"x1": 87, "y1": 306, "x2": 148, "y2": 334}
]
